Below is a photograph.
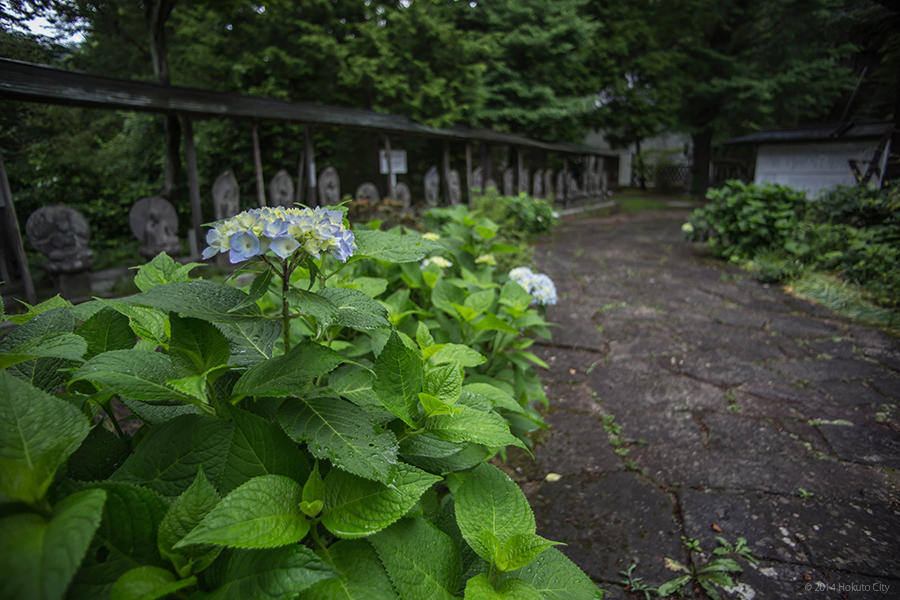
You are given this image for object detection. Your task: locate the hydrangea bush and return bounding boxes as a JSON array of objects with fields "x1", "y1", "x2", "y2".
[{"x1": 0, "y1": 206, "x2": 601, "y2": 600}]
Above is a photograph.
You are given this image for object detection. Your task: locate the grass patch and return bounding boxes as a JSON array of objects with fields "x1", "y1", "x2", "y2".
[{"x1": 787, "y1": 272, "x2": 900, "y2": 332}]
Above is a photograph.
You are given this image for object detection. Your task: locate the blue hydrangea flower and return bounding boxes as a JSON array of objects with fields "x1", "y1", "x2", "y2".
[
  {"x1": 229, "y1": 231, "x2": 262, "y2": 263},
  {"x1": 508, "y1": 266, "x2": 557, "y2": 306}
]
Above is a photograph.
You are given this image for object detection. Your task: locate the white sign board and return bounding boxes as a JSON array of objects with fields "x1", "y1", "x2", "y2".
[{"x1": 379, "y1": 150, "x2": 407, "y2": 175}]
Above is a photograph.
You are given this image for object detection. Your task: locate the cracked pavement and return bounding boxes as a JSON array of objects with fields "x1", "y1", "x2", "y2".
[{"x1": 503, "y1": 208, "x2": 900, "y2": 599}]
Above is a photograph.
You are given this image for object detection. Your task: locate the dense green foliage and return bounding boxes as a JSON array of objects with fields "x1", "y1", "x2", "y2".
[
  {"x1": 0, "y1": 209, "x2": 604, "y2": 599},
  {"x1": 685, "y1": 181, "x2": 900, "y2": 310}
]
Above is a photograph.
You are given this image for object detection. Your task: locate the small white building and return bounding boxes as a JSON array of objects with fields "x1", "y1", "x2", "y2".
[{"x1": 725, "y1": 122, "x2": 893, "y2": 197}]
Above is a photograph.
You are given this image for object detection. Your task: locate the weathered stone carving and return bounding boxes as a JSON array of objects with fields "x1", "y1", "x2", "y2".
[
  {"x1": 502, "y1": 167, "x2": 515, "y2": 196},
  {"x1": 471, "y1": 167, "x2": 483, "y2": 192},
  {"x1": 318, "y1": 167, "x2": 340, "y2": 205},
  {"x1": 129, "y1": 196, "x2": 181, "y2": 258},
  {"x1": 447, "y1": 170, "x2": 461, "y2": 205},
  {"x1": 393, "y1": 182, "x2": 411, "y2": 208},
  {"x1": 544, "y1": 170, "x2": 554, "y2": 200},
  {"x1": 26, "y1": 205, "x2": 93, "y2": 273},
  {"x1": 424, "y1": 166, "x2": 440, "y2": 207},
  {"x1": 212, "y1": 170, "x2": 240, "y2": 221},
  {"x1": 518, "y1": 166, "x2": 529, "y2": 194},
  {"x1": 532, "y1": 171, "x2": 544, "y2": 198},
  {"x1": 269, "y1": 169, "x2": 295, "y2": 207},
  {"x1": 485, "y1": 178, "x2": 498, "y2": 191},
  {"x1": 355, "y1": 182, "x2": 381, "y2": 204},
  {"x1": 556, "y1": 171, "x2": 565, "y2": 201}
]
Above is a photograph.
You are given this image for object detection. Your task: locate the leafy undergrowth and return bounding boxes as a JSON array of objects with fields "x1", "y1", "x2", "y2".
[{"x1": 786, "y1": 272, "x2": 899, "y2": 333}]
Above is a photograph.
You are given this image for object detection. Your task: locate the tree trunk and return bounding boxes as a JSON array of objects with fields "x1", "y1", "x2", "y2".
[
  {"x1": 145, "y1": 0, "x2": 181, "y2": 198},
  {"x1": 635, "y1": 138, "x2": 645, "y2": 190},
  {"x1": 691, "y1": 127, "x2": 713, "y2": 198}
]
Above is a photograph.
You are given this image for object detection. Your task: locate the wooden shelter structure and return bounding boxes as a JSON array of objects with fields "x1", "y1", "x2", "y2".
[{"x1": 0, "y1": 58, "x2": 614, "y2": 303}]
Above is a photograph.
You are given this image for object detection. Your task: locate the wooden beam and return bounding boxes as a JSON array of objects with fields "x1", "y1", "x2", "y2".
[
  {"x1": 0, "y1": 153, "x2": 36, "y2": 304},
  {"x1": 181, "y1": 115, "x2": 203, "y2": 255},
  {"x1": 252, "y1": 122, "x2": 266, "y2": 207}
]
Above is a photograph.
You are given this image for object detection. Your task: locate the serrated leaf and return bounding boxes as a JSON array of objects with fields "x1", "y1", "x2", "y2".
[
  {"x1": 499, "y1": 282, "x2": 532, "y2": 313},
  {"x1": 424, "y1": 363, "x2": 463, "y2": 404},
  {"x1": 0, "y1": 331, "x2": 87, "y2": 369},
  {"x1": 465, "y1": 290, "x2": 496, "y2": 314},
  {"x1": 96, "y1": 299, "x2": 168, "y2": 347},
  {"x1": 302, "y1": 463, "x2": 325, "y2": 503},
  {"x1": 305, "y1": 540, "x2": 395, "y2": 600},
  {"x1": 0, "y1": 372, "x2": 91, "y2": 503},
  {"x1": 177, "y1": 475, "x2": 308, "y2": 549},
  {"x1": 157, "y1": 469, "x2": 222, "y2": 577},
  {"x1": 1, "y1": 307, "x2": 76, "y2": 392},
  {"x1": 401, "y1": 438, "x2": 492, "y2": 475},
  {"x1": 415, "y1": 321, "x2": 435, "y2": 349},
  {"x1": 72, "y1": 349, "x2": 189, "y2": 405},
  {"x1": 427, "y1": 405, "x2": 526, "y2": 450},
  {"x1": 328, "y1": 367, "x2": 383, "y2": 411},
  {"x1": 76, "y1": 308, "x2": 136, "y2": 360},
  {"x1": 427, "y1": 344, "x2": 486, "y2": 367},
  {"x1": 372, "y1": 331, "x2": 423, "y2": 426},
  {"x1": 418, "y1": 392, "x2": 456, "y2": 417},
  {"x1": 5, "y1": 294, "x2": 72, "y2": 325},
  {"x1": 196, "y1": 546, "x2": 335, "y2": 600},
  {"x1": 118, "y1": 397, "x2": 202, "y2": 426},
  {"x1": 317, "y1": 287, "x2": 390, "y2": 331},
  {"x1": 122, "y1": 280, "x2": 263, "y2": 322},
  {"x1": 67, "y1": 426, "x2": 131, "y2": 482},
  {"x1": 231, "y1": 341, "x2": 344, "y2": 400},
  {"x1": 655, "y1": 575, "x2": 692, "y2": 597},
  {"x1": 0, "y1": 488, "x2": 106, "y2": 600},
  {"x1": 321, "y1": 463, "x2": 441, "y2": 538},
  {"x1": 465, "y1": 573, "x2": 542, "y2": 600},
  {"x1": 133, "y1": 252, "x2": 202, "y2": 292},
  {"x1": 110, "y1": 566, "x2": 195, "y2": 600},
  {"x1": 471, "y1": 313, "x2": 519, "y2": 335},
  {"x1": 168, "y1": 314, "x2": 229, "y2": 376},
  {"x1": 495, "y1": 533, "x2": 559, "y2": 572},
  {"x1": 499, "y1": 549, "x2": 602, "y2": 600},
  {"x1": 278, "y1": 397, "x2": 398, "y2": 482},
  {"x1": 339, "y1": 276, "x2": 389, "y2": 298},
  {"x1": 290, "y1": 288, "x2": 340, "y2": 324},
  {"x1": 431, "y1": 279, "x2": 466, "y2": 317},
  {"x1": 454, "y1": 463, "x2": 536, "y2": 566},
  {"x1": 353, "y1": 229, "x2": 440, "y2": 263},
  {"x1": 213, "y1": 319, "x2": 280, "y2": 367},
  {"x1": 462, "y1": 383, "x2": 526, "y2": 415},
  {"x1": 370, "y1": 518, "x2": 461, "y2": 600}
]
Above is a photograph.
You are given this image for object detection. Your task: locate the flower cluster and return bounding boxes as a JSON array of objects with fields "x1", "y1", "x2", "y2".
[
  {"x1": 202, "y1": 206, "x2": 357, "y2": 264},
  {"x1": 421, "y1": 256, "x2": 453, "y2": 269},
  {"x1": 509, "y1": 266, "x2": 558, "y2": 306}
]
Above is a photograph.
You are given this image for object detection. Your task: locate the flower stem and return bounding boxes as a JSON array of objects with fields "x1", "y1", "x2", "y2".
[{"x1": 281, "y1": 258, "x2": 292, "y2": 353}]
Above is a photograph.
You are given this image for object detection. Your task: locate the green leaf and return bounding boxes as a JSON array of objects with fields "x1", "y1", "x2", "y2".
[
  {"x1": 500, "y1": 549, "x2": 602, "y2": 600},
  {"x1": 317, "y1": 287, "x2": 390, "y2": 331},
  {"x1": 158, "y1": 469, "x2": 222, "y2": 577},
  {"x1": 110, "y1": 566, "x2": 195, "y2": 600},
  {"x1": 454, "y1": 463, "x2": 536, "y2": 566},
  {"x1": 415, "y1": 321, "x2": 435, "y2": 349},
  {"x1": 499, "y1": 282, "x2": 532, "y2": 313},
  {"x1": 278, "y1": 397, "x2": 398, "y2": 483},
  {"x1": 424, "y1": 363, "x2": 463, "y2": 404},
  {"x1": 214, "y1": 319, "x2": 280, "y2": 367},
  {"x1": 462, "y1": 383, "x2": 526, "y2": 415},
  {"x1": 5, "y1": 294, "x2": 72, "y2": 324},
  {"x1": 168, "y1": 314, "x2": 230, "y2": 376},
  {"x1": 339, "y1": 276, "x2": 389, "y2": 298},
  {"x1": 321, "y1": 463, "x2": 441, "y2": 538},
  {"x1": 76, "y1": 308, "x2": 136, "y2": 360},
  {"x1": 133, "y1": 252, "x2": 203, "y2": 292},
  {"x1": 123, "y1": 281, "x2": 263, "y2": 322},
  {"x1": 231, "y1": 340, "x2": 344, "y2": 400},
  {"x1": 353, "y1": 229, "x2": 440, "y2": 263},
  {"x1": 0, "y1": 372, "x2": 91, "y2": 503},
  {"x1": 471, "y1": 313, "x2": 519, "y2": 335},
  {"x1": 431, "y1": 279, "x2": 466, "y2": 316},
  {"x1": 0, "y1": 332, "x2": 87, "y2": 369},
  {"x1": 72, "y1": 349, "x2": 190, "y2": 405},
  {"x1": 495, "y1": 533, "x2": 559, "y2": 572},
  {"x1": 418, "y1": 392, "x2": 456, "y2": 417},
  {"x1": 464, "y1": 573, "x2": 542, "y2": 600},
  {"x1": 465, "y1": 290, "x2": 496, "y2": 314},
  {"x1": 290, "y1": 288, "x2": 340, "y2": 324},
  {"x1": 0, "y1": 488, "x2": 106, "y2": 600},
  {"x1": 1, "y1": 307, "x2": 76, "y2": 392},
  {"x1": 656, "y1": 575, "x2": 691, "y2": 597},
  {"x1": 196, "y1": 546, "x2": 335, "y2": 600},
  {"x1": 300, "y1": 463, "x2": 325, "y2": 518},
  {"x1": 67, "y1": 426, "x2": 131, "y2": 482},
  {"x1": 370, "y1": 518, "x2": 461, "y2": 600},
  {"x1": 427, "y1": 344, "x2": 487, "y2": 367},
  {"x1": 305, "y1": 540, "x2": 395, "y2": 600},
  {"x1": 177, "y1": 475, "x2": 309, "y2": 549},
  {"x1": 373, "y1": 331, "x2": 424, "y2": 426},
  {"x1": 328, "y1": 367, "x2": 383, "y2": 411},
  {"x1": 96, "y1": 299, "x2": 168, "y2": 347},
  {"x1": 427, "y1": 405, "x2": 526, "y2": 451}
]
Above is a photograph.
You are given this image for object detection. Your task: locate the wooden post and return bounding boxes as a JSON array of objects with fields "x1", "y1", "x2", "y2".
[
  {"x1": 516, "y1": 147, "x2": 524, "y2": 193},
  {"x1": 0, "y1": 153, "x2": 37, "y2": 304},
  {"x1": 384, "y1": 135, "x2": 394, "y2": 200},
  {"x1": 465, "y1": 142, "x2": 473, "y2": 205},
  {"x1": 252, "y1": 122, "x2": 266, "y2": 207},
  {"x1": 562, "y1": 155, "x2": 569, "y2": 206},
  {"x1": 181, "y1": 116, "x2": 203, "y2": 256},
  {"x1": 304, "y1": 125, "x2": 316, "y2": 206},
  {"x1": 442, "y1": 141, "x2": 451, "y2": 205},
  {"x1": 480, "y1": 142, "x2": 491, "y2": 189}
]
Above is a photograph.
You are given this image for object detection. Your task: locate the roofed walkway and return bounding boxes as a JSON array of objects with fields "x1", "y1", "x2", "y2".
[{"x1": 512, "y1": 208, "x2": 900, "y2": 598}]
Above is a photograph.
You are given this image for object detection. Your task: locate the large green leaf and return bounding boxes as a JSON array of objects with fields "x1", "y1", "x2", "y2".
[
  {"x1": 0, "y1": 488, "x2": 106, "y2": 600},
  {"x1": 76, "y1": 308, "x2": 136, "y2": 360},
  {"x1": 353, "y1": 229, "x2": 440, "y2": 263},
  {"x1": 157, "y1": 469, "x2": 222, "y2": 577},
  {"x1": 321, "y1": 463, "x2": 441, "y2": 538},
  {"x1": 122, "y1": 280, "x2": 263, "y2": 322},
  {"x1": 316, "y1": 287, "x2": 390, "y2": 331},
  {"x1": 462, "y1": 383, "x2": 526, "y2": 415},
  {"x1": 0, "y1": 332, "x2": 87, "y2": 369},
  {"x1": 214, "y1": 319, "x2": 281, "y2": 367},
  {"x1": 1, "y1": 307, "x2": 76, "y2": 392},
  {"x1": 426, "y1": 344, "x2": 487, "y2": 367},
  {"x1": 196, "y1": 546, "x2": 335, "y2": 600},
  {"x1": 464, "y1": 573, "x2": 542, "y2": 600},
  {"x1": 0, "y1": 372, "x2": 91, "y2": 503},
  {"x1": 499, "y1": 549, "x2": 602, "y2": 600},
  {"x1": 426, "y1": 405, "x2": 526, "y2": 451},
  {"x1": 372, "y1": 331, "x2": 423, "y2": 426},
  {"x1": 424, "y1": 363, "x2": 463, "y2": 405},
  {"x1": 168, "y1": 314, "x2": 230, "y2": 376},
  {"x1": 177, "y1": 475, "x2": 309, "y2": 549},
  {"x1": 369, "y1": 518, "x2": 461, "y2": 600},
  {"x1": 328, "y1": 367, "x2": 383, "y2": 412},
  {"x1": 399, "y1": 435, "x2": 492, "y2": 475},
  {"x1": 4, "y1": 294, "x2": 72, "y2": 325},
  {"x1": 110, "y1": 566, "x2": 195, "y2": 600},
  {"x1": 231, "y1": 340, "x2": 344, "y2": 400},
  {"x1": 67, "y1": 426, "x2": 131, "y2": 482},
  {"x1": 305, "y1": 540, "x2": 395, "y2": 600},
  {"x1": 430, "y1": 279, "x2": 466, "y2": 316},
  {"x1": 278, "y1": 397, "x2": 398, "y2": 483},
  {"x1": 72, "y1": 349, "x2": 190, "y2": 405},
  {"x1": 132, "y1": 252, "x2": 203, "y2": 292},
  {"x1": 95, "y1": 299, "x2": 168, "y2": 347}
]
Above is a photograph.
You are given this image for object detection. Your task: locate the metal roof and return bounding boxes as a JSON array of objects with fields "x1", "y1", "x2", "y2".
[
  {"x1": 725, "y1": 121, "x2": 893, "y2": 145},
  {"x1": 0, "y1": 58, "x2": 614, "y2": 156}
]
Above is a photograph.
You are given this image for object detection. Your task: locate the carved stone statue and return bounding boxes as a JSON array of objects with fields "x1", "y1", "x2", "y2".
[
  {"x1": 25, "y1": 205, "x2": 93, "y2": 273},
  {"x1": 355, "y1": 182, "x2": 381, "y2": 204},
  {"x1": 393, "y1": 182, "x2": 411, "y2": 209},
  {"x1": 485, "y1": 178, "x2": 498, "y2": 191},
  {"x1": 556, "y1": 171, "x2": 565, "y2": 201},
  {"x1": 544, "y1": 170, "x2": 554, "y2": 201},
  {"x1": 446, "y1": 170, "x2": 461, "y2": 205},
  {"x1": 212, "y1": 170, "x2": 240, "y2": 221},
  {"x1": 518, "y1": 166, "x2": 529, "y2": 194},
  {"x1": 318, "y1": 167, "x2": 340, "y2": 205},
  {"x1": 502, "y1": 167, "x2": 514, "y2": 196},
  {"x1": 532, "y1": 171, "x2": 544, "y2": 198},
  {"x1": 269, "y1": 169, "x2": 295, "y2": 207},
  {"x1": 471, "y1": 167, "x2": 483, "y2": 192},
  {"x1": 129, "y1": 196, "x2": 181, "y2": 258},
  {"x1": 424, "y1": 166, "x2": 440, "y2": 207}
]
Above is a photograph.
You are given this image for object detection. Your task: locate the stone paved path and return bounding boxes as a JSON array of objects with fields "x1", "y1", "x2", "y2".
[{"x1": 507, "y1": 208, "x2": 900, "y2": 599}]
